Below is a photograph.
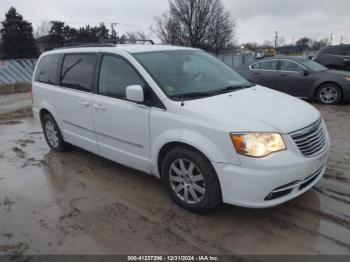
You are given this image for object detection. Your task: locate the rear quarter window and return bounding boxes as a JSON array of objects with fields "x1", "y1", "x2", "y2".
[{"x1": 34, "y1": 54, "x2": 61, "y2": 85}]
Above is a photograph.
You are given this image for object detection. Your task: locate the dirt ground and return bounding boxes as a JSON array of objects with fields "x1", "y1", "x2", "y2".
[{"x1": 0, "y1": 94, "x2": 349, "y2": 256}]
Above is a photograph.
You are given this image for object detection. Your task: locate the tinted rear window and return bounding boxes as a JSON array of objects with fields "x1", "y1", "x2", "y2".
[
  {"x1": 35, "y1": 54, "x2": 60, "y2": 85},
  {"x1": 60, "y1": 54, "x2": 96, "y2": 92}
]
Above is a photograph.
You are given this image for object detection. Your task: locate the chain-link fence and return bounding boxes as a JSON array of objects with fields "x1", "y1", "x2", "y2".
[
  {"x1": 0, "y1": 59, "x2": 36, "y2": 86},
  {"x1": 213, "y1": 53, "x2": 255, "y2": 68}
]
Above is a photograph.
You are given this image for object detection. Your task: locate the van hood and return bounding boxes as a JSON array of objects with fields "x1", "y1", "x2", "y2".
[{"x1": 185, "y1": 86, "x2": 320, "y2": 133}]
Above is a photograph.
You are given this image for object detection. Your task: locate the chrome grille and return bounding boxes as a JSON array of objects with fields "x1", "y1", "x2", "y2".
[{"x1": 291, "y1": 119, "x2": 327, "y2": 157}]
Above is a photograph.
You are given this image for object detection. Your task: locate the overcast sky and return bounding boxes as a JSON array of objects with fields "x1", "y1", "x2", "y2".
[{"x1": 1, "y1": 0, "x2": 349, "y2": 45}]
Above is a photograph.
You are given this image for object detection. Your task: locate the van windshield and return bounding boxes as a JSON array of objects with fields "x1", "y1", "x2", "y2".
[{"x1": 133, "y1": 50, "x2": 252, "y2": 100}]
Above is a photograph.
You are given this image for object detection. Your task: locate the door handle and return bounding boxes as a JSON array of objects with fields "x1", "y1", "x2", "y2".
[
  {"x1": 78, "y1": 100, "x2": 90, "y2": 107},
  {"x1": 344, "y1": 58, "x2": 350, "y2": 62},
  {"x1": 93, "y1": 104, "x2": 106, "y2": 111},
  {"x1": 280, "y1": 74, "x2": 288, "y2": 77}
]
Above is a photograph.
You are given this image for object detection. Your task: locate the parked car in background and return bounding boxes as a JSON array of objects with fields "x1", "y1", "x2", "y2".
[
  {"x1": 255, "y1": 49, "x2": 265, "y2": 59},
  {"x1": 237, "y1": 57, "x2": 350, "y2": 104},
  {"x1": 254, "y1": 48, "x2": 275, "y2": 59},
  {"x1": 313, "y1": 45, "x2": 350, "y2": 71},
  {"x1": 33, "y1": 44, "x2": 329, "y2": 213}
]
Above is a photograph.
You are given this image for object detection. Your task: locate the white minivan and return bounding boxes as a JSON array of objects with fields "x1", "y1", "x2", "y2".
[{"x1": 32, "y1": 44, "x2": 330, "y2": 213}]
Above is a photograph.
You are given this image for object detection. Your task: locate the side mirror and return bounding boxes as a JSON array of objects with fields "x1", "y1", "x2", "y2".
[
  {"x1": 302, "y1": 70, "x2": 309, "y2": 76},
  {"x1": 126, "y1": 85, "x2": 144, "y2": 103},
  {"x1": 307, "y1": 55, "x2": 313, "y2": 60}
]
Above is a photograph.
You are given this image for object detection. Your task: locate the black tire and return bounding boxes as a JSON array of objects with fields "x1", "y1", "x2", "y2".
[
  {"x1": 316, "y1": 83, "x2": 342, "y2": 105},
  {"x1": 42, "y1": 114, "x2": 68, "y2": 152},
  {"x1": 161, "y1": 146, "x2": 222, "y2": 213}
]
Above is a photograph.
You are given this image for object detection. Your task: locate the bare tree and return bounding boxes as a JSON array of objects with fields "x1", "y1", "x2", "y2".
[
  {"x1": 208, "y1": 0, "x2": 235, "y2": 54},
  {"x1": 35, "y1": 21, "x2": 50, "y2": 38},
  {"x1": 262, "y1": 40, "x2": 273, "y2": 48},
  {"x1": 153, "y1": 13, "x2": 186, "y2": 45},
  {"x1": 242, "y1": 42, "x2": 258, "y2": 51},
  {"x1": 154, "y1": 0, "x2": 235, "y2": 52},
  {"x1": 126, "y1": 30, "x2": 147, "y2": 43}
]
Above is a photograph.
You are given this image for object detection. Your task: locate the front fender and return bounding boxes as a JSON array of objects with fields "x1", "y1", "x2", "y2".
[{"x1": 151, "y1": 128, "x2": 241, "y2": 177}]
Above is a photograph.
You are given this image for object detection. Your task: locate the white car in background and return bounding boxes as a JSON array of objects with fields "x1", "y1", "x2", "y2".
[{"x1": 32, "y1": 44, "x2": 330, "y2": 213}]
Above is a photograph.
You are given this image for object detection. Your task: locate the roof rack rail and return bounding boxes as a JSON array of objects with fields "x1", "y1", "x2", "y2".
[
  {"x1": 54, "y1": 38, "x2": 155, "y2": 50},
  {"x1": 100, "y1": 38, "x2": 155, "y2": 45},
  {"x1": 54, "y1": 43, "x2": 115, "y2": 50}
]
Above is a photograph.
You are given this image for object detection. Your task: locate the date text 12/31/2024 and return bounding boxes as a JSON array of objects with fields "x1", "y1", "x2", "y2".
[{"x1": 128, "y1": 256, "x2": 220, "y2": 261}]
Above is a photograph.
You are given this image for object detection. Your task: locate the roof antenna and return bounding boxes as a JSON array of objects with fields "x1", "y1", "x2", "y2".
[{"x1": 180, "y1": 94, "x2": 185, "y2": 106}]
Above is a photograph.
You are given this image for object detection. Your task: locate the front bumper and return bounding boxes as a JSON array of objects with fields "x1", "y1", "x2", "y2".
[{"x1": 213, "y1": 137, "x2": 330, "y2": 208}]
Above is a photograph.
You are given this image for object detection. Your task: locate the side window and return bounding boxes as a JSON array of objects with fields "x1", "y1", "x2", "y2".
[
  {"x1": 35, "y1": 54, "x2": 60, "y2": 85},
  {"x1": 98, "y1": 55, "x2": 144, "y2": 99},
  {"x1": 279, "y1": 60, "x2": 303, "y2": 72},
  {"x1": 259, "y1": 60, "x2": 278, "y2": 70},
  {"x1": 251, "y1": 63, "x2": 260, "y2": 69},
  {"x1": 60, "y1": 54, "x2": 96, "y2": 92}
]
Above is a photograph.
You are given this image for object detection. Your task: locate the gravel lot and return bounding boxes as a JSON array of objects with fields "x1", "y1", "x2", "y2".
[{"x1": 0, "y1": 93, "x2": 349, "y2": 256}]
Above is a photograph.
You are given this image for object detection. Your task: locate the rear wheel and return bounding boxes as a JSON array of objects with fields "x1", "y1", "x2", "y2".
[
  {"x1": 161, "y1": 146, "x2": 221, "y2": 213},
  {"x1": 316, "y1": 84, "x2": 342, "y2": 105},
  {"x1": 42, "y1": 114, "x2": 68, "y2": 152}
]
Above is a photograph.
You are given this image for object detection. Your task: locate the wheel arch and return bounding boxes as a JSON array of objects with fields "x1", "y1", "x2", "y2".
[
  {"x1": 37, "y1": 101, "x2": 63, "y2": 131},
  {"x1": 157, "y1": 141, "x2": 212, "y2": 179},
  {"x1": 39, "y1": 108, "x2": 52, "y2": 122}
]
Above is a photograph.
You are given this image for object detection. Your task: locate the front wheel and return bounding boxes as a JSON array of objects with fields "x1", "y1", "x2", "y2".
[
  {"x1": 161, "y1": 147, "x2": 221, "y2": 213},
  {"x1": 316, "y1": 84, "x2": 342, "y2": 105}
]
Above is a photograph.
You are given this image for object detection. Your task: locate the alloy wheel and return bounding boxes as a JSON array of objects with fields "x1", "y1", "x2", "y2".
[
  {"x1": 45, "y1": 120, "x2": 59, "y2": 148},
  {"x1": 169, "y1": 158, "x2": 206, "y2": 204},
  {"x1": 319, "y1": 86, "x2": 338, "y2": 104}
]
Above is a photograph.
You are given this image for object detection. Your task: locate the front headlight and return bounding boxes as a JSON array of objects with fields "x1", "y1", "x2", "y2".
[
  {"x1": 230, "y1": 133, "x2": 286, "y2": 158},
  {"x1": 345, "y1": 77, "x2": 350, "y2": 81}
]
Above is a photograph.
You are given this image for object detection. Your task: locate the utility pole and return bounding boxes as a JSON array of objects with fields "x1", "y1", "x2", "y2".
[
  {"x1": 274, "y1": 31, "x2": 278, "y2": 49},
  {"x1": 340, "y1": 35, "x2": 344, "y2": 45},
  {"x1": 330, "y1": 34, "x2": 334, "y2": 46},
  {"x1": 110, "y1": 22, "x2": 118, "y2": 38}
]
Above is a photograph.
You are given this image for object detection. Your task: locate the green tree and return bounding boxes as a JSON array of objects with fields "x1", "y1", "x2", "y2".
[
  {"x1": 46, "y1": 22, "x2": 110, "y2": 50},
  {"x1": 47, "y1": 21, "x2": 69, "y2": 49},
  {"x1": 0, "y1": 7, "x2": 39, "y2": 59}
]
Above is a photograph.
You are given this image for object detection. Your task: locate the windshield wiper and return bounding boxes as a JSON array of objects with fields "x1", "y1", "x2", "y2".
[
  {"x1": 169, "y1": 92, "x2": 213, "y2": 100},
  {"x1": 211, "y1": 84, "x2": 253, "y2": 95}
]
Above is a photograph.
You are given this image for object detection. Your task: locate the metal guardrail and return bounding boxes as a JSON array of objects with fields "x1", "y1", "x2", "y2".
[{"x1": 0, "y1": 59, "x2": 36, "y2": 86}]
